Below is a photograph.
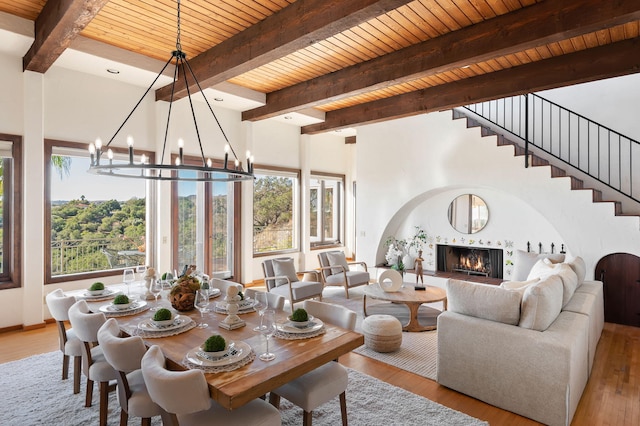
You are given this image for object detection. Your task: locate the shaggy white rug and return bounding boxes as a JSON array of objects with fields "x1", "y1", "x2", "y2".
[
  {"x1": 0, "y1": 351, "x2": 487, "y2": 426},
  {"x1": 322, "y1": 286, "x2": 442, "y2": 380}
]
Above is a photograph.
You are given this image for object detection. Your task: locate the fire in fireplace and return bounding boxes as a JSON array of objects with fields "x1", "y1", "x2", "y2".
[{"x1": 436, "y1": 245, "x2": 503, "y2": 279}]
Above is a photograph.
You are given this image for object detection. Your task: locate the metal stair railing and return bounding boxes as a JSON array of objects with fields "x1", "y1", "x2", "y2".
[{"x1": 463, "y1": 94, "x2": 639, "y2": 204}]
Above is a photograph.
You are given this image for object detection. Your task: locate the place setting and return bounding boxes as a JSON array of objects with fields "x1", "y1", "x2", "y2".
[
  {"x1": 133, "y1": 307, "x2": 196, "y2": 338},
  {"x1": 98, "y1": 294, "x2": 150, "y2": 317},
  {"x1": 75, "y1": 281, "x2": 120, "y2": 302},
  {"x1": 274, "y1": 308, "x2": 326, "y2": 340},
  {"x1": 183, "y1": 333, "x2": 256, "y2": 373}
]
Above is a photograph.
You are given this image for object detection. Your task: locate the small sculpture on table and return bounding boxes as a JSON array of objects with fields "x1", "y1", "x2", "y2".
[
  {"x1": 414, "y1": 251, "x2": 424, "y2": 286},
  {"x1": 142, "y1": 267, "x2": 157, "y2": 300},
  {"x1": 219, "y1": 285, "x2": 246, "y2": 330}
]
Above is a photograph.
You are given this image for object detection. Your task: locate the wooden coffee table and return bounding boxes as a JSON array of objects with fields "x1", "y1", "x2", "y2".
[{"x1": 363, "y1": 283, "x2": 447, "y2": 332}]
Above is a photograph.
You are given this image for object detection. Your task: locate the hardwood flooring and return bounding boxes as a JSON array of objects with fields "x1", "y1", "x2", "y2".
[{"x1": 1, "y1": 322, "x2": 638, "y2": 425}]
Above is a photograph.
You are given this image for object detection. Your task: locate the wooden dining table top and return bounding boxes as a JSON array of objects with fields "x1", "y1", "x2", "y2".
[{"x1": 78, "y1": 286, "x2": 364, "y2": 410}]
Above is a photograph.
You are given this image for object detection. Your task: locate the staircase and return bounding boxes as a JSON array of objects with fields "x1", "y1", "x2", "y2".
[{"x1": 452, "y1": 107, "x2": 640, "y2": 221}]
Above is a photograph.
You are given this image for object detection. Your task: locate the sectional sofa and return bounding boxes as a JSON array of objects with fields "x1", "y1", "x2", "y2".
[{"x1": 436, "y1": 252, "x2": 603, "y2": 426}]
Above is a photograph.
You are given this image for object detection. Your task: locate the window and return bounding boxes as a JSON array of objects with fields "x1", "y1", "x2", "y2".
[
  {"x1": 253, "y1": 168, "x2": 300, "y2": 254},
  {"x1": 0, "y1": 135, "x2": 22, "y2": 289},
  {"x1": 173, "y1": 157, "x2": 240, "y2": 279},
  {"x1": 45, "y1": 140, "x2": 149, "y2": 282},
  {"x1": 310, "y1": 173, "x2": 344, "y2": 247}
]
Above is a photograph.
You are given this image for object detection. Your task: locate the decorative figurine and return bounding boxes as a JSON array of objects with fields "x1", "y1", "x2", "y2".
[
  {"x1": 414, "y1": 250, "x2": 424, "y2": 285},
  {"x1": 220, "y1": 285, "x2": 246, "y2": 330}
]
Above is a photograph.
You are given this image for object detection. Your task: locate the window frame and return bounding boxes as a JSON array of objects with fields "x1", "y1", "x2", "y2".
[
  {"x1": 171, "y1": 154, "x2": 243, "y2": 281},
  {"x1": 0, "y1": 134, "x2": 22, "y2": 290},
  {"x1": 252, "y1": 165, "x2": 301, "y2": 257},
  {"x1": 44, "y1": 139, "x2": 153, "y2": 284},
  {"x1": 309, "y1": 171, "x2": 345, "y2": 249}
]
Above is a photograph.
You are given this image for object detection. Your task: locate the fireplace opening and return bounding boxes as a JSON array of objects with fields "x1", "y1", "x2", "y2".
[{"x1": 436, "y1": 245, "x2": 503, "y2": 279}]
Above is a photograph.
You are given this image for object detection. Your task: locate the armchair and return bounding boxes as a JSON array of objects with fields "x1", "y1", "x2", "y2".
[
  {"x1": 317, "y1": 251, "x2": 370, "y2": 298},
  {"x1": 261, "y1": 257, "x2": 323, "y2": 313}
]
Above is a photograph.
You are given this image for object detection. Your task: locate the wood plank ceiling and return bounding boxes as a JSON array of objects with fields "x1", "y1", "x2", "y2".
[{"x1": 3, "y1": 0, "x2": 640, "y2": 135}]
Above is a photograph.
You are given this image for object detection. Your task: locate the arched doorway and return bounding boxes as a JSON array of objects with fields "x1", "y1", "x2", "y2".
[{"x1": 596, "y1": 253, "x2": 640, "y2": 327}]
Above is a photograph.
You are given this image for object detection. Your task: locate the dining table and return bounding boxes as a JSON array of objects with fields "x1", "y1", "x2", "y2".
[{"x1": 71, "y1": 283, "x2": 364, "y2": 410}]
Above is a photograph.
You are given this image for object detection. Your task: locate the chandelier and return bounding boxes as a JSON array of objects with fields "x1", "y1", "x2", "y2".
[{"x1": 87, "y1": 0, "x2": 254, "y2": 182}]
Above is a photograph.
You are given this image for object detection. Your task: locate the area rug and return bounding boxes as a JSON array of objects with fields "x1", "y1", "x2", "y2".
[
  {"x1": 0, "y1": 351, "x2": 487, "y2": 426},
  {"x1": 322, "y1": 285, "x2": 442, "y2": 380}
]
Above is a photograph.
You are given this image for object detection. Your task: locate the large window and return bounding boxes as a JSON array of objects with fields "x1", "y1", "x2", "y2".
[
  {"x1": 0, "y1": 135, "x2": 22, "y2": 289},
  {"x1": 253, "y1": 168, "x2": 300, "y2": 254},
  {"x1": 173, "y1": 157, "x2": 239, "y2": 279},
  {"x1": 45, "y1": 140, "x2": 149, "y2": 282},
  {"x1": 310, "y1": 173, "x2": 344, "y2": 247}
]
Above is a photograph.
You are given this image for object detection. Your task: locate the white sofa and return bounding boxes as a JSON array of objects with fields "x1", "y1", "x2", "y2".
[{"x1": 437, "y1": 252, "x2": 603, "y2": 426}]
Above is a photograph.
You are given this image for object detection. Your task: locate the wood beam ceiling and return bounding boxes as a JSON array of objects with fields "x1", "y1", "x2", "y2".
[
  {"x1": 300, "y1": 37, "x2": 640, "y2": 134},
  {"x1": 243, "y1": 0, "x2": 640, "y2": 122},
  {"x1": 154, "y1": 0, "x2": 414, "y2": 102},
  {"x1": 23, "y1": 0, "x2": 109, "y2": 72}
]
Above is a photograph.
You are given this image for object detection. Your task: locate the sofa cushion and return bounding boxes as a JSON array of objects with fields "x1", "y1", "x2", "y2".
[
  {"x1": 447, "y1": 279, "x2": 521, "y2": 325},
  {"x1": 511, "y1": 250, "x2": 565, "y2": 281},
  {"x1": 565, "y1": 255, "x2": 586, "y2": 286},
  {"x1": 527, "y1": 259, "x2": 579, "y2": 307},
  {"x1": 272, "y1": 258, "x2": 298, "y2": 287},
  {"x1": 519, "y1": 275, "x2": 564, "y2": 331},
  {"x1": 327, "y1": 251, "x2": 350, "y2": 275}
]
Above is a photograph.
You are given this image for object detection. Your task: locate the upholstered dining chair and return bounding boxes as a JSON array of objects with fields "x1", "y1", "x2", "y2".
[
  {"x1": 269, "y1": 300, "x2": 357, "y2": 426},
  {"x1": 210, "y1": 278, "x2": 244, "y2": 294},
  {"x1": 97, "y1": 318, "x2": 169, "y2": 426},
  {"x1": 141, "y1": 345, "x2": 281, "y2": 426},
  {"x1": 45, "y1": 288, "x2": 83, "y2": 394},
  {"x1": 68, "y1": 300, "x2": 118, "y2": 426},
  {"x1": 317, "y1": 251, "x2": 370, "y2": 298},
  {"x1": 244, "y1": 288, "x2": 285, "y2": 312},
  {"x1": 262, "y1": 257, "x2": 323, "y2": 313}
]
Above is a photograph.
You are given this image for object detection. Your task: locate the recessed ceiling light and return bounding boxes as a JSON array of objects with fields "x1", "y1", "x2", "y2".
[
  {"x1": 106, "y1": 68, "x2": 120, "y2": 74},
  {"x1": 214, "y1": 97, "x2": 224, "y2": 102},
  {"x1": 461, "y1": 65, "x2": 471, "y2": 69}
]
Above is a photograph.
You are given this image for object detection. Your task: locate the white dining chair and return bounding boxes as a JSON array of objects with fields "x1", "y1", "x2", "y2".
[
  {"x1": 244, "y1": 288, "x2": 285, "y2": 311},
  {"x1": 141, "y1": 345, "x2": 281, "y2": 426},
  {"x1": 269, "y1": 300, "x2": 357, "y2": 426},
  {"x1": 210, "y1": 278, "x2": 244, "y2": 294},
  {"x1": 45, "y1": 288, "x2": 83, "y2": 394},
  {"x1": 68, "y1": 300, "x2": 118, "y2": 426},
  {"x1": 97, "y1": 318, "x2": 169, "y2": 426}
]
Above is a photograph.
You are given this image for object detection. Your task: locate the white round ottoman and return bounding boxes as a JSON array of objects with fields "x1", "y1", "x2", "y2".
[{"x1": 362, "y1": 314, "x2": 402, "y2": 353}]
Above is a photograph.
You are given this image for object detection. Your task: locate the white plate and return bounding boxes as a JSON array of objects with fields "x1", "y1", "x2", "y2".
[
  {"x1": 81, "y1": 288, "x2": 117, "y2": 299},
  {"x1": 208, "y1": 288, "x2": 221, "y2": 299},
  {"x1": 286, "y1": 315, "x2": 315, "y2": 329},
  {"x1": 99, "y1": 300, "x2": 147, "y2": 313},
  {"x1": 280, "y1": 318, "x2": 324, "y2": 334},
  {"x1": 185, "y1": 341, "x2": 251, "y2": 367},
  {"x1": 138, "y1": 316, "x2": 190, "y2": 332}
]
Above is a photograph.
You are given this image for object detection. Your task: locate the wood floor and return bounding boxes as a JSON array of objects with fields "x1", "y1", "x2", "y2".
[{"x1": 1, "y1": 321, "x2": 639, "y2": 425}]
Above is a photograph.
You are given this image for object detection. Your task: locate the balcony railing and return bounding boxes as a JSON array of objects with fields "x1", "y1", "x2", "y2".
[
  {"x1": 253, "y1": 227, "x2": 294, "y2": 253},
  {"x1": 51, "y1": 238, "x2": 145, "y2": 276}
]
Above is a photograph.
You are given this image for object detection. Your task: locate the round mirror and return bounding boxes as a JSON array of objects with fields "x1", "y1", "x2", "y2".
[{"x1": 447, "y1": 194, "x2": 489, "y2": 234}]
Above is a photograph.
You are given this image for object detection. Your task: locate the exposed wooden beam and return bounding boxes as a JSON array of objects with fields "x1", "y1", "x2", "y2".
[
  {"x1": 155, "y1": 0, "x2": 412, "y2": 102},
  {"x1": 301, "y1": 37, "x2": 640, "y2": 134},
  {"x1": 23, "y1": 0, "x2": 109, "y2": 72},
  {"x1": 244, "y1": 0, "x2": 640, "y2": 121}
]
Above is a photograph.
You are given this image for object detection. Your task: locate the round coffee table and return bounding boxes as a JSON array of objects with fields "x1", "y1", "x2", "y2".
[{"x1": 363, "y1": 284, "x2": 447, "y2": 332}]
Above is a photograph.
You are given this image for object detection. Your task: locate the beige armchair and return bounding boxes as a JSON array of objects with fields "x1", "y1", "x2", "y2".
[
  {"x1": 317, "y1": 251, "x2": 370, "y2": 298},
  {"x1": 261, "y1": 257, "x2": 323, "y2": 313}
]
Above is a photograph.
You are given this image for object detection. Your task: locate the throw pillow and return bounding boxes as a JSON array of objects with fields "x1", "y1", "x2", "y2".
[
  {"x1": 500, "y1": 278, "x2": 540, "y2": 296},
  {"x1": 511, "y1": 250, "x2": 565, "y2": 281},
  {"x1": 564, "y1": 255, "x2": 586, "y2": 286},
  {"x1": 526, "y1": 260, "x2": 578, "y2": 307},
  {"x1": 447, "y1": 279, "x2": 522, "y2": 325},
  {"x1": 272, "y1": 258, "x2": 299, "y2": 287},
  {"x1": 519, "y1": 275, "x2": 564, "y2": 331},
  {"x1": 327, "y1": 251, "x2": 350, "y2": 275}
]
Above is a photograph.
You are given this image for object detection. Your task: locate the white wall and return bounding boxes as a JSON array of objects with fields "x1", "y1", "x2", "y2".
[{"x1": 355, "y1": 112, "x2": 640, "y2": 281}]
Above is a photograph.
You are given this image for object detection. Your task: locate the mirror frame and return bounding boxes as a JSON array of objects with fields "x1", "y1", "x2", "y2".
[{"x1": 447, "y1": 194, "x2": 489, "y2": 234}]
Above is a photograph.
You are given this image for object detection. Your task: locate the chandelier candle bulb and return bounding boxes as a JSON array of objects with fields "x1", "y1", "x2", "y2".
[
  {"x1": 207, "y1": 158, "x2": 212, "y2": 168},
  {"x1": 89, "y1": 143, "x2": 95, "y2": 165},
  {"x1": 95, "y1": 138, "x2": 102, "y2": 164},
  {"x1": 141, "y1": 154, "x2": 147, "y2": 165},
  {"x1": 107, "y1": 149, "x2": 114, "y2": 165},
  {"x1": 127, "y1": 136, "x2": 134, "y2": 164},
  {"x1": 223, "y1": 144, "x2": 229, "y2": 169},
  {"x1": 235, "y1": 159, "x2": 239, "y2": 170},
  {"x1": 178, "y1": 139, "x2": 184, "y2": 163}
]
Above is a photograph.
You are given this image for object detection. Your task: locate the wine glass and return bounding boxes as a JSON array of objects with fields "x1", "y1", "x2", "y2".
[
  {"x1": 258, "y1": 309, "x2": 276, "y2": 362},
  {"x1": 122, "y1": 268, "x2": 135, "y2": 296},
  {"x1": 161, "y1": 279, "x2": 173, "y2": 308},
  {"x1": 194, "y1": 290, "x2": 210, "y2": 329},
  {"x1": 252, "y1": 292, "x2": 268, "y2": 332},
  {"x1": 149, "y1": 278, "x2": 162, "y2": 311}
]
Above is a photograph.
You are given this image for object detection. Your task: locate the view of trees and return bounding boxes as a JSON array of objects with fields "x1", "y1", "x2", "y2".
[{"x1": 253, "y1": 175, "x2": 294, "y2": 252}]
